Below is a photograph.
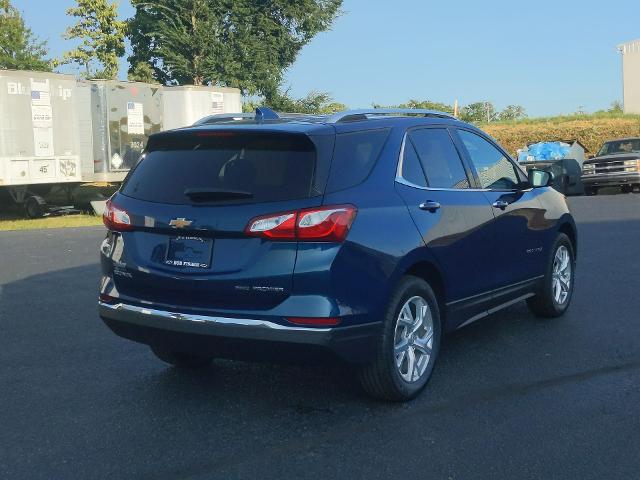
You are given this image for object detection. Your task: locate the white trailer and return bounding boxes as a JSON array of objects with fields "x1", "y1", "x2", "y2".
[
  {"x1": 162, "y1": 85, "x2": 242, "y2": 130},
  {"x1": 0, "y1": 70, "x2": 82, "y2": 216},
  {"x1": 0, "y1": 72, "x2": 243, "y2": 217},
  {"x1": 77, "y1": 79, "x2": 164, "y2": 184}
]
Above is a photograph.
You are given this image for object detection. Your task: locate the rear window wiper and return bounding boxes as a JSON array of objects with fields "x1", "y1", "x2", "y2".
[{"x1": 184, "y1": 188, "x2": 254, "y2": 201}]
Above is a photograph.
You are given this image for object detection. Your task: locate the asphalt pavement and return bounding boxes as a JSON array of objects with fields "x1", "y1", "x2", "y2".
[{"x1": 1, "y1": 193, "x2": 640, "y2": 480}]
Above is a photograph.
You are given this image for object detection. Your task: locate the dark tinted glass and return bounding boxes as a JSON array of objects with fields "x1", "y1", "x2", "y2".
[
  {"x1": 401, "y1": 140, "x2": 427, "y2": 187},
  {"x1": 326, "y1": 129, "x2": 390, "y2": 192},
  {"x1": 458, "y1": 130, "x2": 519, "y2": 190},
  {"x1": 409, "y1": 129, "x2": 469, "y2": 189},
  {"x1": 121, "y1": 133, "x2": 317, "y2": 204},
  {"x1": 598, "y1": 139, "x2": 640, "y2": 156}
]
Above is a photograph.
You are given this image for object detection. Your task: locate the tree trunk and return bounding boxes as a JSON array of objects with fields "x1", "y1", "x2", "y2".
[{"x1": 191, "y1": 5, "x2": 201, "y2": 85}]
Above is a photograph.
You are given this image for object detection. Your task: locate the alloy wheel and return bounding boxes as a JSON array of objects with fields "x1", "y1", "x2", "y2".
[
  {"x1": 552, "y1": 245, "x2": 572, "y2": 305},
  {"x1": 393, "y1": 296, "x2": 434, "y2": 383}
]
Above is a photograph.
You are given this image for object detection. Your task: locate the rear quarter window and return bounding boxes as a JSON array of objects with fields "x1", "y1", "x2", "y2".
[{"x1": 326, "y1": 128, "x2": 390, "y2": 192}]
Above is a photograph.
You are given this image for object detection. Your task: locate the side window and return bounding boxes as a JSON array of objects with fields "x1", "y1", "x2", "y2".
[
  {"x1": 400, "y1": 139, "x2": 428, "y2": 187},
  {"x1": 409, "y1": 129, "x2": 470, "y2": 189},
  {"x1": 458, "y1": 130, "x2": 520, "y2": 190},
  {"x1": 326, "y1": 128, "x2": 390, "y2": 192}
]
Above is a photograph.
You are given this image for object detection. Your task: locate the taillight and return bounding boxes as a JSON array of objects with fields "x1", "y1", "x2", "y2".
[
  {"x1": 195, "y1": 131, "x2": 236, "y2": 137},
  {"x1": 103, "y1": 199, "x2": 133, "y2": 232},
  {"x1": 245, "y1": 205, "x2": 357, "y2": 242},
  {"x1": 245, "y1": 212, "x2": 296, "y2": 239},
  {"x1": 297, "y1": 206, "x2": 356, "y2": 242}
]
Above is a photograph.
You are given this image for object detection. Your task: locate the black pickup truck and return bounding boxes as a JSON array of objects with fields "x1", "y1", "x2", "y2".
[{"x1": 582, "y1": 138, "x2": 640, "y2": 195}]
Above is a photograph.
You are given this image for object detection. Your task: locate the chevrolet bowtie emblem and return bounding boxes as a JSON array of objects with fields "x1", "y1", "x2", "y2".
[{"x1": 169, "y1": 218, "x2": 193, "y2": 229}]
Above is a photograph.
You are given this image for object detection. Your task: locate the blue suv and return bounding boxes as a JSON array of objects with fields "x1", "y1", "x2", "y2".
[{"x1": 99, "y1": 108, "x2": 577, "y2": 401}]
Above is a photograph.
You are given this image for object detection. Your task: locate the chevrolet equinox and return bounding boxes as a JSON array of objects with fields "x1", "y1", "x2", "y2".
[{"x1": 99, "y1": 108, "x2": 577, "y2": 401}]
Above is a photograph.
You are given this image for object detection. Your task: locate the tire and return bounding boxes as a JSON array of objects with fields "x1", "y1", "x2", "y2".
[
  {"x1": 527, "y1": 233, "x2": 575, "y2": 318},
  {"x1": 621, "y1": 185, "x2": 633, "y2": 194},
  {"x1": 24, "y1": 196, "x2": 44, "y2": 219},
  {"x1": 150, "y1": 346, "x2": 213, "y2": 369},
  {"x1": 358, "y1": 276, "x2": 442, "y2": 402},
  {"x1": 584, "y1": 187, "x2": 598, "y2": 196}
]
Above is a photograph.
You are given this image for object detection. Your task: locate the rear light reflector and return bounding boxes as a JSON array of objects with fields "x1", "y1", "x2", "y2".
[
  {"x1": 103, "y1": 199, "x2": 133, "y2": 232},
  {"x1": 287, "y1": 317, "x2": 341, "y2": 327},
  {"x1": 99, "y1": 293, "x2": 116, "y2": 304},
  {"x1": 245, "y1": 205, "x2": 356, "y2": 242}
]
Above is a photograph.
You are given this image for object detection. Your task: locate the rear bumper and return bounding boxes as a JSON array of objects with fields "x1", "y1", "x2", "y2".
[
  {"x1": 581, "y1": 172, "x2": 640, "y2": 187},
  {"x1": 99, "y1": 301, "x2": 380, "y2": 364}
]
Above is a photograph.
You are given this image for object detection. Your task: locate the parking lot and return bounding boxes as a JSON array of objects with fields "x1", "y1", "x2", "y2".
[{"x1": 1, "y1": 193, "x2": 640, "y2": 480}]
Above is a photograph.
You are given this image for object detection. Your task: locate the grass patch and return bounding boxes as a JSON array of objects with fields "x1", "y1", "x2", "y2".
[
  {"x1": 0, "y1": 183, "x2": 116, "y2": 231},
  {"x1": 0, "y1": 214, "x2": 103, "y2": 232}
]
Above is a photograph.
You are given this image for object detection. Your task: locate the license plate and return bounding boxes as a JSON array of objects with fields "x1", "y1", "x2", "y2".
[{"x1": 165, "y1": 236, "x2": 213, "y2": 269}]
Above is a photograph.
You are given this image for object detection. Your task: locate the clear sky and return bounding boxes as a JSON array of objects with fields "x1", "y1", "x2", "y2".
[{"x1": 13, "y1": 0, "x2": 639, "y2": 117}]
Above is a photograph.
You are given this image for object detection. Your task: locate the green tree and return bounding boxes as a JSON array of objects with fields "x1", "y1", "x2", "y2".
[
  {"x1": 397, "y1": 99, "x2": 455, "y2": 114},
  {"x1": 128, "y1": 0, "x2": 342, "y2": 96},
  {"x1": 128, "y1": 61, "x2": 156, "y2": 83},
  {"x1": 498, "y1": 104, "x2": 527, "y2": 121},
  {"x1": 0, "y1": 0, "x2": 51, "y2": 71},
  {"x1": 58, "y1": 0, "x2": 126, "y2": 79},
  {"x1": 460, "y1": 101, "x2": 498, "y2": 123},
  {"x1": 608, "y1": 100, "x2": 623, "y2": 113},
  {"x1": 371, "y1": 99, "x2": 455, "y2": 115},
  {"x1": 245, "y1": 90, "x2": 347, "y2": 114}
]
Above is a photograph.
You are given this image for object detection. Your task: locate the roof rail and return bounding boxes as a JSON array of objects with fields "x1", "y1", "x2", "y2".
[
  {"x1": 193, "y1": 107, "x2": 281, "y2": 126},
  {"x1": 325, "y1": 109, "x2": 457, "y2": 123},
  {"x1": 192, "y1": 108, "x2": 457, "y2": 126},
  {"x1": 192, "y1": 113, "x2": 254, "y2": 126}
]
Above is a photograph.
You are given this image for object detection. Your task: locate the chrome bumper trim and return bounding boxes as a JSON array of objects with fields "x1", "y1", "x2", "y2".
[
  {"x1": 582, "y1": 172, "x2": 640, "y2": 181},
  {"x1": 99, "y1": 301, "x2": 332, "y2": 333}
]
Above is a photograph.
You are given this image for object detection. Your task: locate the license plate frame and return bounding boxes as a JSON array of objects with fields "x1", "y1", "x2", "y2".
[{"x1": 165, "y1": 236, "x2": 213, "y2": 269}]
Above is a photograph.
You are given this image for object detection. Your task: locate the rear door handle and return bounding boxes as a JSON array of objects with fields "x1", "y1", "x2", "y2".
[
  {"x1": 419, "y1": 201, "x2": 441, "y2": 212},
  {"x1": 492, "y1": 200, "x2": 509, "y2": 210}
]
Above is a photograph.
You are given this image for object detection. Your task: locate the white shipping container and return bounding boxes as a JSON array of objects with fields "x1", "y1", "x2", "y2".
[{"x1": 162, "y1": 85, "x2": 242, "y2": 130}]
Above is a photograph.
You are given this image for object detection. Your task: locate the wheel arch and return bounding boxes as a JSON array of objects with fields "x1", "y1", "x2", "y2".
[
  {"x1": 405, "y1": 262, "x2": 446, "y2": 316},
  {"x1": 558, "y1": 217, "x2": 578, "y2": 259},
  {"x1": 391, "y1": 250, "x2": 448, "y2": 323}
]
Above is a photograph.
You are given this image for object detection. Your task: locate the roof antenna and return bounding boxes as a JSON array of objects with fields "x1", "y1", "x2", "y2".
[{"x1": 255, "y1": 107, "x2": 279, "y2": 122}]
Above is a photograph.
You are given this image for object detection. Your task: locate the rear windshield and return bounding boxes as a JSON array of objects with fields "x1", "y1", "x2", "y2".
[{"x1": 121, "y1": 132, "x2": 319, "y2": 205}]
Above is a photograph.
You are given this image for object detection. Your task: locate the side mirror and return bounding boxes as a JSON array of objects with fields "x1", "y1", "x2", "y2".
[{"x1": 529, "y1": 169, "x2": 554, "y2": 188}]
